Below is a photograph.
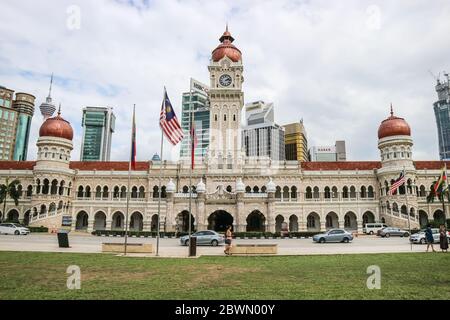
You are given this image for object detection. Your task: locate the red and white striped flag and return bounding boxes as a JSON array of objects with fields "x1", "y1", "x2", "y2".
[
  {"x1": 159, "y1": 88, "x2": 184, "y2": 145},
  {"x1": 389, "y1": 169, "x2": 406, "y2": 195}
]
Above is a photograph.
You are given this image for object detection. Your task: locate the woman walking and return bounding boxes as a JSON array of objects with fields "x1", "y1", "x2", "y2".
[
  {"x1": 224, "y1": 225, "x2": 233, "y2": 256},
  {"x1": 425, "y1": 225, "x2": 436, "y2": 253},
  {"x1": 439, "y1": 225, "x2": 448, "y2": 253}
]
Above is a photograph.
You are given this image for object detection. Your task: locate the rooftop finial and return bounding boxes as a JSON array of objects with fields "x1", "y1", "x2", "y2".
[
  {"x1": 226, "y1": 22, "x2": 229, "y2": 32},
  {"x1": 57, "y1": 103, "x2": 61, "y2": 116},
  {"x1": 390, "y1": 103, "x2": 394, "y2": 117}
]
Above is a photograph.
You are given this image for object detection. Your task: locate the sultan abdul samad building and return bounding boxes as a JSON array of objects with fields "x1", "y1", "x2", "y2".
[{"x1": 0, "y1": 28, "x2": 448, "y2": 233}]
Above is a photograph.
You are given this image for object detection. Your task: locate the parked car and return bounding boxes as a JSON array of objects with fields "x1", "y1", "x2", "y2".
[
  {"x1": 0, "y1": 223, "x2": 30, "y2": 235},
  {"x1": 180, "y1": 230, "x2": 224, "y2": 246},
  {"x1": 379, "y1": 227, "x2": 409, "y2": 238},
  {"x1": 312, "y1": 229, "x2": 354, "y2": 243},
  {"x1": 363, "y1": 223, "x2": 388, "y2": 235},
  {"x1": 409, "y1": 228, "x2": 450, "y2": 244}
]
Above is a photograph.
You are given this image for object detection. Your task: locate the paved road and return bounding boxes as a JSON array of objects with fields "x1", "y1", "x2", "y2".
[{"x1": 0, "y1": 233, "x2": 427, "y2": 257}]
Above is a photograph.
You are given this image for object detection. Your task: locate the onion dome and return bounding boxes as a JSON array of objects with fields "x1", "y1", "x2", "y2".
[
  {"x1": 378, "y1": 105, "x2": 411, "y2": 139},
  {"x1": 266, "y1": 178, "x2": 276, "y2": 193},
  {"x1": 236, "y1": 178, "x2": 245, "y2": 193},
  {"x1": 197, "y1": 179, "x2": 206, "y2": 193},
  {"x1": 39, "y1": 74, "x2": 56, "y2": 120},
  {"x1": 166, "y1": 179, "x2": 176, "y2": 193},
  {"x1": 151, "y1": 153, "x2": 161, "y2": 162},
  {"x1": 39, "y1": 106, "x2": 73, "y2": 140},
  {"x1": 212, "y1": 25, "x2": 242, "y2": 62}
]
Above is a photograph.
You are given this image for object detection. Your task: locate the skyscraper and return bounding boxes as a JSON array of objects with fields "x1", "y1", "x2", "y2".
[
  {"x1": 0, "y1": 86, "x2": 35, "y2": 161},
  {"x1": 310, "y1": 140, "x2": 347, "y2": 162},
  {"x1": 433, "y1": 73, "x2": 450, "y2": 160},
  {"x1": 283, "y1": 120, "x2": 308, "y2": 161},
  {"x1": 242, "y1": 101, "x2": 285, "y2": 161},
  {"x1": 179, "y1": 78, "x2": 210, "y2": 161},
  {"x1": 80, "y1": 106, "x2": 115, "y2": 161}
]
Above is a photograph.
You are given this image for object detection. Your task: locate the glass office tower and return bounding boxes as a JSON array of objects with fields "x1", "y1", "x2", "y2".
[
  {"x1": 180, "y1": 79, "x2": 210, "y2": 161},
  {"x1": 13, "y1": 93, "x2": 36, "y2": 161},
  {"x1": 80, "y1": 107, "x2": 115, "y2": 161}
]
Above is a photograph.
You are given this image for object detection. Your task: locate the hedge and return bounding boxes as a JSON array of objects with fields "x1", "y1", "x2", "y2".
[
  {"x1": 29, "y1": 226, "x2": 48, "y2": 233},
  {"x1": 91, "y1": 230, "x2": 183, "y2": 238},
  {"x1": 91, "y1": 230, "x2": 321, "y2": 238}
]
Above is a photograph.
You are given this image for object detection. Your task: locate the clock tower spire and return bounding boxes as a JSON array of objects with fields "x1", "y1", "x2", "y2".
[{"x1": 207, "y1": 26, "x2": 244, "y2": 169}]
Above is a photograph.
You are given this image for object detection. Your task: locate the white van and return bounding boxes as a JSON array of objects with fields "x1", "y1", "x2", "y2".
[{"x1": 363, "y1": 223, "x2": 388, "y2": 235}]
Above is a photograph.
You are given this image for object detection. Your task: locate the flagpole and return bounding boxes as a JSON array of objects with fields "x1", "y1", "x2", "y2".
[
  {"x1": 403, "y1": 166, "x2": 412, "y2": 251},
  {"x1": 124, "y1": 104, "x2": 135, "y2": 256},
  {"x1": 156, "y1": 89, "x2": 166, "y2": 257}
]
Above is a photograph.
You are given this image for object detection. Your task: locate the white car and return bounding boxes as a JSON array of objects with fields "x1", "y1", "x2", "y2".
[
  {"x1": 0, "y1": 223, "x2": 30, "y2": 235},
  {"x1": 363, "y1": 223, "x2": 388, "y2": 235},
  {"x1": 409, "y1": 228, "x2": 450, "y2": 244}
]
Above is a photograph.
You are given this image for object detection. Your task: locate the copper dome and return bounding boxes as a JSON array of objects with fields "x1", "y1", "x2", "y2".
[
  {"x1": 212, "y1": 26, "x2": 242, "y2": 62},
  {"x1": 39, "y1": 112, "x2": 74, "y2": 140},
  {"x1": 378, "y1": 106, "x2": 411, "y2": 139}
]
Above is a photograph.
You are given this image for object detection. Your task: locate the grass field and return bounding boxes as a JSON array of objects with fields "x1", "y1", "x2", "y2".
[{"x1": 0, "y1": 251, "x2": 449, "y2": 299}]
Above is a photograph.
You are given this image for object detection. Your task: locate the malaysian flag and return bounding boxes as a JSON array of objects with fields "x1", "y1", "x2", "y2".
[
  {"x1": 389, "y1": 170, "x2": 406, "y2": 195},
  {"x1": 159, "y1": 88, "x2": 184, "y2": 145},
  {"x1": 190, "y1": 121, "x2": 198, "y2": 169}
]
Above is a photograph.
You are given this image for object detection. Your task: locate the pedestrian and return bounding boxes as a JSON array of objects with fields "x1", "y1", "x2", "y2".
[
  {"x1": 439, "y1": 225, "x2": 448, "y2": 253},
  {"x1": 425, "y1": 224, "x2": 436, "y2": 253},
  {"x1": 224, "y1": 225, "x2": 233, "y2": 256}
]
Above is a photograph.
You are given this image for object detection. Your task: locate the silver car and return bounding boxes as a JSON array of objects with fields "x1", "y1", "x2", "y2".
[
  {"x1": 409, "y1": 228, "x2": 449, "y2": 244},
  {"x1": 379, "y1": 227, "x2": 409, "y2": 238},
  {"x1": 312, "y1": 229, "x2": 354, "y2": 243},
  {"x1": 0, "y1": 223, "x2": 30, "y2": 235},
  {"x1": 180, "y1": 230, "x2": 224, "y2": 247}
]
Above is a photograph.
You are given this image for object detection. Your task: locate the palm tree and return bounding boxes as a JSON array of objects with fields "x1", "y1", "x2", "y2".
[{"x1": 0, "y1": 178, "x2": 21, "y2": 223}]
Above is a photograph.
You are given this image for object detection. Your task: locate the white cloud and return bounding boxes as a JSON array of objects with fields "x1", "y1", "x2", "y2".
[{"x1": 0, "y1": 0, "x2": 449, "y2": 161}]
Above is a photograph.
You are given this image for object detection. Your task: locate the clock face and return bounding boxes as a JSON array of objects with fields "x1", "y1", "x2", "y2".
[{"x1": 219, "y1": 74, "x2": 232, "y2": 87}]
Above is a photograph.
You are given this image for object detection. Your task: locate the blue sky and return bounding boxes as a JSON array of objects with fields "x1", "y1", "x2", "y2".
[{"x1": 0, "y1": 0, "x2": 449, "y2": 161}]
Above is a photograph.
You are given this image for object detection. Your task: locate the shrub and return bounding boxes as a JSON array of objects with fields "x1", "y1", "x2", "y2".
[{"x1": 29, "y1": 226, "x2": 48, "y2": 233}]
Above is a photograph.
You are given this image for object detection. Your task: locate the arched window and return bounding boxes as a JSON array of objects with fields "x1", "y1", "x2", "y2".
[
  {"x1": 103, "y1": 186, "x2": 109, "y2": 199},
  {"x1": 360, "y1": 186, "x2": 366, "y2": 198},
  {"x1": 291, "y1": 186, "x2": 297, "y2": 199},
  {"x1": 306, "y1": 187, "x2": 312, "y2": 199},
  {"x1": 324, "y1": 187, "x2": 331, "y2": 199},
  {"x1": 226, "y1": 185, "x2": 232, "y2": 193},
  {"x1": 332, "y1": 186, "x2": 338, "y2": 198},
  {"x1": 114, "y1": 186, "x2": 120, "y2": 198},
  {"x1": 419, "y1": 185, "x2": 426, "y2": 197},
  {"x1": 245, "y1": 186, "x2": 251, "y2": 193},
  {"x1": 85, "y1": 186, "x2": 91, "y2": 198},
  {"x1": 95, "y1": 186, "x2": 102, "y2": 198},
  {"x1": 233, "y1": 114, "x2": 236, "y2": 121},
  {"x1": 342, "y1": 186, "x2": 349, "y2": 198},
  {"x1": 313, "y1": 187, "x2": 319, "y2": 199},
  {"x1": 26, "y1": 185, "x2": 33, "y2": 197},
  {"x1": 224, "y1": 114, "x2": 227, "y2": 121},
  {"x1": 253, "y1": 186, "x2": 259, "y2": 193},
  {"x1": 42, "y1": 179, "x2": 50, "y2": 195},
  {"x1": 349, "y1": 186, "x2": 356, "y2": 198},
  {"x1": 77, "y1": 186, "x2": 84, "y2": 198},
  {"x1": 131, "y1": 186, "x2": 138, "y2": 198},
  {"x1": 214, "y1": 114, "x2": 218, "y2": 121},
  {"x1": 139, "y1": 186, "x2": 145, "y2": 198},
  {"x1": 120, "y1": 186, "x2": 127, "y2": 199},
  {"x1": 368, "y1": 186, "x2": 374, "y2": 198},
  {"x1": 275, "y1": 186, "x2": 281, "y2": 198},
  {"x1": 261, "y1": 186, "x2": 267, "y2": 193},
  {"x1": 283, "y1": 186, "x2": 290, "y2": 199},
  {"x1": 59, "y1": 181, "x2": 65, "y2": 196},
  {"x1": 153, "y1": 186, "x2": 159, "y2": 199}
]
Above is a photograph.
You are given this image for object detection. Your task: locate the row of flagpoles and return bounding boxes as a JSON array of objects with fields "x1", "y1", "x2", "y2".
[{"x1": 123, "y1": 87, "x2": 196, "y2": 256}]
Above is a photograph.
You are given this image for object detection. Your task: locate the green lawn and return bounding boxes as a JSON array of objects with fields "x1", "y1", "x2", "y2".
[{"x1": 0, "y1": 251, "x2": 448, "y2": 299}]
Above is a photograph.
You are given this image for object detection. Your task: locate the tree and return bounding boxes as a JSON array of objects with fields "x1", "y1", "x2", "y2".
[{"x1": 0, "y1": 178, "x2": 21, "y2": 223}]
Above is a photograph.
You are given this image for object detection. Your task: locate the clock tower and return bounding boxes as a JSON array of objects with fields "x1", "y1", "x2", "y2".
[{"x1": 207, "y1": 26, "x2": 245, "y2": 169}]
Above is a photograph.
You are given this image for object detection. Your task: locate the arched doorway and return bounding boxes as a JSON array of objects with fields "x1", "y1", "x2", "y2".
[
  {"x1": 275, "y1": 215, "x2": 284, "y2": 233},
  {"x1": 7, "y1": 209, "x2": 19, "y2": 222},
  {"x1": 344, "y1": 212, "x2": 358, "y2": 230},
  {"x1": 325, "y1": 212, "x2": 339, "y2": 229},
  {"x1": 419, "y1": 210, "x2": 428, "y2": 228},
  {"x1": 363, "y1": 211, "x2": 375, "y2": 224},
  {"x1": 208, "y1": 211, "x2": 233, "y2": 232},
  {"x1": 112, "y1": 211, "x2": 125, "y2": 230},
  {"x1": 130, "y1": 212, "x2": 144, "y2": 231},
  {"x1": 306, "y1": 212, "x2": 320, "y2": 231},
  {"x1": 151, "y1": 214, "x2": 158, "y2": 231},
  {"x1": 176, "y1": 211, "x2": 195, "y2": 233},
  {"x1": 289, "y1": 215, "x2": 298, "y2": 232},
  {"x1": 75, "y1": 211, "x2": 89, "y2": 230},
  {"x1": 433, "y1": 210, "x2": 446, "y2": 225},
  {"x1": 23, "y1": 210, "x2": 30, "y2": 226},
  {"x1": 246, "y1": 211, "x2": 266, "y2": 232},
  {"x1": 94, "y1": 211, "x2": 106, "y2": 231}
]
